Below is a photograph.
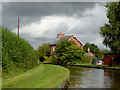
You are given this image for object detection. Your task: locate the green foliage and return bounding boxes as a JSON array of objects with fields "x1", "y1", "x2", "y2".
[
  {"x1": 80, "y1": 55, "x2": 93, "y2": 64},
  {"x1": 39, "y1": 56, "x2": 45, "y2": 62},
  {"x1": 92, "y1": 58, "x2": 97, "y2": 65},
  {"x1": 2, "y1": 27, "x2": 38, "y2": 76},
  {"x1": 52, "y1": 40, "x2": 84, "y2": 65},
  {"x1": 0, "y1": 26, "x2": 2, "y2": 65},
  {"x1": 99, "y1": 49, "x2": 109, "y2": 60},
  {"x1": 43, "y1": 56, "x2": 52, "y2": 62},
  {"x1": 37, "y1": 43, "x2": 50, "y2": 58},
  {"x1": 83, "y1": 43, "x2": 91, "y2": 52},
  {"x1": 100, "y1": 2, "x2": 120, "y2": 54}
]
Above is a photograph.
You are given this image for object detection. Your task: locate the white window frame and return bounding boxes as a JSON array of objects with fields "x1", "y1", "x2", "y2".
[{"x1": 53, "y1": 46, "x2": 55, "y2": 51}]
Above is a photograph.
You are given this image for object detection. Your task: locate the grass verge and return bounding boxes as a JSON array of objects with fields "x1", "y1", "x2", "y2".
[
  {"x1": 2, "y1": 64, "x2": 70, "y2": 88},
  {"x1": 75, "y1": 63, "x2": 120, "y2": 69},
  {"x1": 0, "y1": 65, "x2": 2, "y2": 90}
]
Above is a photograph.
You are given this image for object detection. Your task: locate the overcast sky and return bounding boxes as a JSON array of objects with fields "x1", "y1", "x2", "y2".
[{"x1": 1, "y1": 1, "x2": 110, "y2": 50}]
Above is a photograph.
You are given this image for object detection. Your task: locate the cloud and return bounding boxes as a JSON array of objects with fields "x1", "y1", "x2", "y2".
[
  {"x1": 68, "y1": 3, "x2": 108, "y2": 34},
  {"x1": 14, "y1": 15, "x2": 79, "y2": 39},
  {"x1": 1, "y1": 0, "x2": 118, "y2": 2},
  {"x1": 3, "y1": 2, "x2": 108, "y2": 49},
  {"x1": 2, "y1": 2, "x2": 97, "y2": 30},
  {"x1": 68, "y1": 3, "x2": 109, "y2": 49}
]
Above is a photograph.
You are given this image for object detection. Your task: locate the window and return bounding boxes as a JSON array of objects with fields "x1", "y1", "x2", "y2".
[
  {"x1": 98, "y1": 60, "x2": 102, "y2": 64},
  {"x1": 105, "y1": 56, "x2": 107, "y2": 59},
  {"x1": 105, "y1": 55, "x2": 110, "y2": 59},
  {"x1": 53, "y1": 46, "x2": 55, "y2": 51}
]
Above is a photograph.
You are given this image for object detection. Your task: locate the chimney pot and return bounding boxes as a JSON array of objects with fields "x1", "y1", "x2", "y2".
[{"x1": 57, "y1": 32, "x2": 64, "y2": 38}]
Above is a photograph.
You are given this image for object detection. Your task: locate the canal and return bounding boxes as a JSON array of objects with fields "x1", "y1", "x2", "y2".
[{"x1": 66, "y1": 66, "x2": 120, "y2": 88}]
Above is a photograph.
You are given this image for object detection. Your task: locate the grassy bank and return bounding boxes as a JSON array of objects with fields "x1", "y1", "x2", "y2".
[
  {"x1": 0, "y1": 66, "x2": 2, "y2": 90},
  {"x1": 2, "y1": 64, "x2": 70, "y2": 88},
  {"x1": 75, "y1": 63, "x2": 120, "y2": 69}
]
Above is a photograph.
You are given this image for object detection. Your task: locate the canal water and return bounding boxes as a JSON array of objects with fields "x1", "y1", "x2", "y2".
[{"x1": 66, "y1": 66, "x2": 120, "y2": 88}]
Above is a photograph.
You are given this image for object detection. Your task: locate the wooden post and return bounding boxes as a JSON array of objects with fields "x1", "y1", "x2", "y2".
[{"x1": 18, "y1": 16, "x2": 19, "y2": 37}]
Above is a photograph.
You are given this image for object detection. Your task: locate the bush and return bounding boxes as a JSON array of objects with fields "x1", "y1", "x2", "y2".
[
  {"x1": 39, "y1": 56, "x2": 45, "y2": 62},
  {"x1": 92, "y1": 58, "x2": 97, "y2": 65},
  {"x1": 80, "y1": 56, "x2": 93, "y2": 64},
  {"x1": 52, "y1": 40, "x2": 84, "y2": 65},
  {"x1": 37, "y1": 43, "x2": 50, "y2": 57},
  {"x1": 2, "y1": 27, "x2": 38, "y2": 75}
]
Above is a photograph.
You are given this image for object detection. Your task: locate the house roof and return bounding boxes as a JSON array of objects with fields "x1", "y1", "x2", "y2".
[
  {"x1": 50, "y1": 35, "x2": 74, "y2": 45},
  {"x1": 84, "y1": 52, "x2": 95, "y2": 57},
  {"x1": 84, "y1": 53, "x2": 91, "y2": 56}
]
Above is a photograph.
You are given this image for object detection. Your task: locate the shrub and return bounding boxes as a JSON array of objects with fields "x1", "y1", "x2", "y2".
[
  {"x1": 92, "y1": 58, "x2": 97, "y2": 65},
  {"x1": 39, "y1": 56, "x2": 45, "y2": 62},
  {"x1": 2, "y1": 27, "x2": 38, "y2": 75},
  {"x1": 80, "y1": 56, "x2": 93, "y2": 64},
  {"x1": 37, "y1": 43, "x2": 50, "y2": 57}
]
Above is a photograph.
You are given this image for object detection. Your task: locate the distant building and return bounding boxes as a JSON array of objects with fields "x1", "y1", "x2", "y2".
[
  {"x1": 84, "y1": 48, "x2": 103, "y2": 65},
  {"x1": 84, "y1": 48, "x2": 95, "y2": 57},
  {"x1": 50, "y1": 32, "x2": 83, "y2": 54},
  {"x1": 96, "y1": 57, "x2": 102, "y2": 65},
  {"x1": 104, "y1": 51, "x2": 117, "y2": 66}
]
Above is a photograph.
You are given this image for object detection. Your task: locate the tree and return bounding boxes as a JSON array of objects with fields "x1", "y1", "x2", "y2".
[
  {"x1": 100, "y1": 2, "x2": 120, "y2": 54},
  {"x1": 37, "y1": 43, "x2": 51, "y2": 57},
  {"x1": 100, "y1": 49, "x2": 109, "y2": 60},
  {"x1": 53, "y1": 40, "x2": 84, "y2": 65},
  {"x1": 83, "y1": 43, "x2": 91, "y2": 52}
]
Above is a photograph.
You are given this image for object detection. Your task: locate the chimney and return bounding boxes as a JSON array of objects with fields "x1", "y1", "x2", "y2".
[
  {"x1": 88, "y1": 48, "x2": 90, "y2": 53},
  {"x1": 57, "y1": 32, "x2": 64, "y2": 38}
]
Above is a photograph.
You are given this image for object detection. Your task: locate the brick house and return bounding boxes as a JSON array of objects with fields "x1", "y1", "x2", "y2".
[{"x1": 50, "y1": 32, "x2": 83, "y2": 54}]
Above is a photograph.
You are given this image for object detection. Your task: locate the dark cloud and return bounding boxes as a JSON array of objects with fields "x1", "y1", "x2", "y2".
[
  {"x1": 3, "y1": 2, "x2": 97, "y2": 17},
  {"x1": 2, "y1": 2, "x2": 100, "y2": 30},
  {"x1": 2, "y1": 2, "x2": 108, "y2": 49}
]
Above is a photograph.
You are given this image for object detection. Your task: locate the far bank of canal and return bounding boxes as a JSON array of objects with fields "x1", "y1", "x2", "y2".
[{"x1": 66, "y1": 66, "x2": 120, "y2": 88}]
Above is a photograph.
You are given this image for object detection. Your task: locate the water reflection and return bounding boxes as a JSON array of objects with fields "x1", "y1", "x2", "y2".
[
  {"x1": 66, "y1": 66, "x2": 120, "y2": 88},
  {"x1": 104, "y1": 69, "x2": 120, "y2": 88}
]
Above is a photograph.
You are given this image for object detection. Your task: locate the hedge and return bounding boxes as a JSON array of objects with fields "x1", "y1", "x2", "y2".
[{"x1": 2, "y1": 27, "x2": 38, "y2": 76}]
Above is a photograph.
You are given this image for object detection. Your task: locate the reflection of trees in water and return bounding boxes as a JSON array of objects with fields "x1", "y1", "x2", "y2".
[
  {"x1": 104, "y1": 69, "x2": 120, "y2": 88},
  {"x1": 66, "y1": 66, "x2": 85, "y2": 88},
  {"x1": 67, "y1": 66, "x2": 104, "y2": 88},
  {"x1": 67, "y1": 66, "x2": 92, "y2": 76},
  {"x1": 66, "y1": 66, "x2": 120, "y2": 88}
]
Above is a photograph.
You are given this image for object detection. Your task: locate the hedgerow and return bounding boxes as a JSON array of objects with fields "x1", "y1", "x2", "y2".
[{"x1": 2, "y1": 27, "x2": 38, "y2": 76}]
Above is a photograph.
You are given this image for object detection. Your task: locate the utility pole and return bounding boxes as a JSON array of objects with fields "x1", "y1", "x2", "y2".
[
  {"x1": 94, "y1": 49, "x2": 96, "y2": 58},
  {"x1": 18, "y1": 16, "x2": 19, "y2": 37}
]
